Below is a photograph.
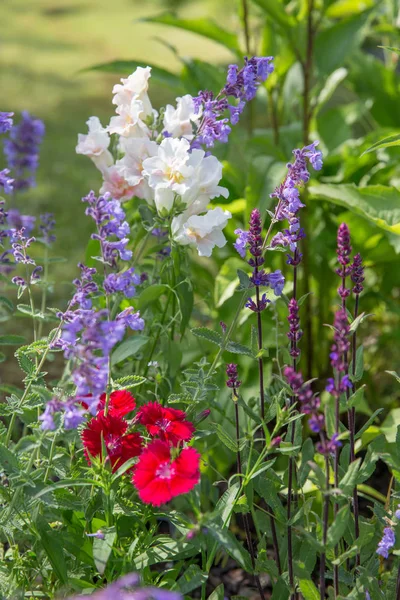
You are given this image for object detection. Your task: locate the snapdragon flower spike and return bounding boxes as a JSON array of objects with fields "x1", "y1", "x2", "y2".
[
  {"x1": 336, "y1": 223, "x2": 352, "y2": 298},
  {"x1": 351, "y1": 253, "x2": 364, "y2": 295},
  {"x1": 137, "y1": 402, "x2": 195, "y2": 446},
  {"x1": 193, "y1": 56, "x2": 274, "y2": 147},
  {"x1": 4, "y1": 111, "x2": 45, "y2": 190},
  {"x1": 376, "y1": 527, "x2": 395, "y2": 559},
  {"x1": 226, "y1": 363, "x2": 241, "y2": 389},
  {"x1": 83, "y1": 191, "x2": 132, "y2": 267},
  {"x1": 287, "y1": 298, "x2": 303, "y2": 358},
  {"x1": 0, "y1": 112, "x2": 14, "y2": 134}
]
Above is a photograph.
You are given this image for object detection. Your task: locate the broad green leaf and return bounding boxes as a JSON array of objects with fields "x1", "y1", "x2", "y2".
[
  {"x1": 355, "y1": 408, "x2": 384, "y2": 440},
  {"x1": 309, "y1": 184, "x2": 400, "y2": 235},
  {"x1": 208, "y1": 525, "x2": 253, "y2": 572},
  {"x1": 225, "y1": 340, "x2": 254, "y2": 357},
  {"x1": 191, "y1": 327, "x2": 222, "y2": 347},
  {"x1": 142, "y1": 14, "x2": 241, "y2": 55},
  {"x1": 34, "y1": 478, "x2": 101, "y2": 499},
  {"x1": 326, "y1": 505, "x2": 350, "y2": 548},
  {"x1": 138, "y1": 284, "x2": 168, "y2": 311},
  {"x1": 339, "y1": 458, "x2": 360, "y2": 496},
  {"x1": 215, "y1": 258, "x2": 243, "y2": 307},
  {"x1": 380, "y1": 408, "x2": 400, "y2": 443},
  {"x1": 314, "y1": 11, "x2": 370, "y2": 74},
  {"x1": 213, "y1": 424, "x2": 238, "y2": 453},
  {"x1": 0, "y1": 335, "x2": 26, "y2": 345},
  {"x1": 386, "y1": 370, "x2": 400, "y2": 384},
  {"x1": 133, "y1": 539, "x2": 195, "y2": 569},
  {"x1": 362, "y1": 132, "x2": 400, "y2": 155},
  {"x1": 208, "y1": 584, "x2": 224, "y2": 600},
  {"x1": 35, "y1": 517, "x2": 68, "y2": 584},
  {"x1": 249, "y1": 0, "x2": 295, "y2": 29},
  {"x1": 177, "y1": 564, "x2": 208, "y2": 594},
  {"x1": 0, "y1": 442, "x2": 19, "y2": 473},
  {"x1": 93, "y1": 531, "x2": 116, "y2": 576},
  {"x1": 378, "y1": 45, "x2": 400, "y2": 56},
  {"x1": 326, "y1": 0, "x2": 375, "y2": 18},
  {"x1": 17, "y1": 304, "x2": 45, "y2": 319},
  {"x1": 176, "y1": 281, "x2": 193, "y2": 336},
  {"x1": 349, "y1": 312, "x2": 373, "y2": 333},
  {"x1": 299, "y1": 579, "x2": 320, "y2": 600},
  {"x1": 316, "y1": 67, "x2": 348, "y2": 110},
  {"x1": 214, "y1": 482, "x2": 240, "y2": 525},
  {"x1": 82, "y1": 61, "x2": 183, "y2": 90},
  {"x1": 111, "y1": 336, "x2": 149, "y2": 366}
]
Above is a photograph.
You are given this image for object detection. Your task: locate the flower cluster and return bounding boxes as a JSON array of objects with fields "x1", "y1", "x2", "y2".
[
  {"x1": 4, "y1": 111, "x2": 45, "y2": 190},
  {"x1": 80, "y1": 393, "x2": 199, "y2": 506},
  {"x1": 336, "y1": 223, "x2": 352, "y2": 298},
  {"x1": 0, "y1": 112, "x2": 14, "y2": 134},
  {"x1": 39, "y1": 212, "x2": 56, "y2": 245},
  {"x1": 351, "y1": 252, "x2": 364, "y2": 295},
  {"x1": 270, "y1": 142, "x2": 323, "y2": 263},
  {"x1": 226, "y1": 363, "x2": 241, "y2": 390},
  {"x1": 0, "y1": 112, "x2": 14, "y2": 195},
  {"x1": 287, "y1": 298, "x2": 302, "y2": 358},
  {"x1": 76, "y1": 60, "x2": 272, "y2": 257},
  {"x1": 9, "y1": 227, "x2": 42, "y2": 289},
  {"x1": 326, "y1": 308, "x2": 352, "y2": 397},
  {"x1": 376, "y1": 527, "x2": 395, "y2": 559},
  {"x1": 66, "y1": 572, "x2": 182, "y2": 600}
]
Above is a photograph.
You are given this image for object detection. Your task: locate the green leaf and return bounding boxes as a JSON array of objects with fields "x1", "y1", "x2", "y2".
[
  {"x1": 237, "y1": 269, "x2": 252, "y2": 291},
  {"x1": 386, "y1": 370, "x2": 400, "y2": 384},
  {"x1": 112, "y1": 375, "x2": 146, "y2": 390},
  {"x1": 225, "y1": 340, "x2": 254, "y2": 357},
  {"x1": 213, "y1": 424, "x2": 238, "y2": 453},
  {"x1": 111, "y1": 336, "x2": 149, "y2": 366},
  {"x1": 177, "y1": 564, "x2": 208, "y2": 594},
  {"x1": 339, "y1": 458, "x2": 361, "y2": 496},
  {"x1": 176, "y1": 281, "x2": 193, "y2": 336},
  {"x1": 309, "y1": 184, "x2": 400, "y2": 235},
  {"x1": 0, "y1": 442, "x2": 19, "y2": 473},
  {"x1": 82, "y1": 61, "x2": 183, "y2": 90},
  {"x1": 0, "y1": 296, "x2": 13, "y2": 312},
  {"x1": 355, "y1": 408, "x2": 384, "y2": 440},
  {"x1": 350, "y1": 345, "x2": 364, "y2": 382},
  {"x1": 0, "y1": 335, "x2": 26, "y2": 345},
  {"x1": 142, "y1": 14, "x2": 241, "y2": 55},
  {"x1": 208, "y1": 584, "x2": 225, "y2": 600},
  {"x1": 93, "y1": 531, "x2": 116, "y2": 576},
  {"x1": 191, "y1": 327, "x2": 222, "y2": 347},
  {"x1": 316, "y1": 67, "x2": 348, "y2": 110},
  {"x1": 16, "y1": 304, "x2": 45, "y2": 319},
  {"x1": 314, "y1": 11, "x2": 370, "y2": 74},
  {"x1": 33, "y1": 478, "x2": 101, "y2": 499},
  {"x1": 378, "y1": 45, "x2": 400, "y2": 56},
  {"x1": 326, "y1": 505, "x2": 350, "y2": 548},
  {"x1": 326, "y1": 0, "x2": 375, "y2": 18},
  {"x1": 208, "y1": 525, "x2": 253, "y2": 572},
  {"x1": 249, "y1": 0, "x2": 295, "y2": 28},
  {"x1": 138, "y1": 284, "x2": 168, "y2": 311},
  {"x1": 35, "y1": 517, "x2": 68, "y2": 584},
  {"x1": 349, "y1": 312, "x2": 373, "y2": 333},
  {"x1": 362, "y1": 132, "x2": 400, "y2": 155},
  {"x1": 299, "y1": 579, "x2": 320, "y2": 600}
]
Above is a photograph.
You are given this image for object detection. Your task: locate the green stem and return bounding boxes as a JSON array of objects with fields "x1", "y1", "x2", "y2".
[
  {"x1": 38, "y1": 245, "x2": 49, "y2": 340},
  {"x1": 143, "y1": 291, "x2": 172, "y2": 378}
]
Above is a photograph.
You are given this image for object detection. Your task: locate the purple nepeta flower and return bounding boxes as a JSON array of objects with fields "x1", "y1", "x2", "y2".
[
  {"x1": 30, "y1": 265, "x2": 43, "y2": 283},
  {"x1": 303, "y1": 142, "x2": 323, "y2": 171},
  {"x1": 395, "y1": 506, "x2": 400, "y2": 520},
  {"x1": 233, "y1": 228, "x2": 249, "y2": 258},
  {"x1": 0, "y1": 112, "x2": 14, "y2": 134},
  {"x1": 116, "y1": 307, "x2": 145, "y2": 331},
  {"x1": 39, "y1": 213, "x2": 56, "y2": 244},
  {"x1": 39, "y1": 397, "x2": 85, "y2": 431},
  {"x1": 351, "y1": 253, "x2": 364, "y2": 295},
  {"x1": 376, "y1": 527, "x2": 395, "y2": 559},
  {"x1": 336, "y1": 223, "x2": 352, "y2": 298},
  {"x1": 0, "y1": 168, "x2": 14, "y2": 194},
  {"x1": 71, "y1": 263, "x2": 98, "y2": 310},
  {"x1": 4, "y1": 111, "x2": 45, "y2": 190},
  {"x1": 6, "y1": 208, "x2": 36, "y2": 235},
  {"x1": 11, "y1": 228, "x2": 36, "y2": 264},
  {"x1": 65, "y1": 573, "x2": 182, "y2": 600},
  {"x1": 226, "y1": 363, "x2": 241, "y2": 389},
  {"x1": 12, "y1": 275, "x2": 26, "y2": 287},
  {"x1": 104, "y1": 268, "x2": 141, "y2": 298}
]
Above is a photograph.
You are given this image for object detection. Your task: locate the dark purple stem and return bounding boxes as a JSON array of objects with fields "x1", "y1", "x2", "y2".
[
  {"x1": 320, "y1": 447, "x2": 330, "y2": 599},
  {"x1": 350, "y1": 293, "x2": 360, "y2": 564}
]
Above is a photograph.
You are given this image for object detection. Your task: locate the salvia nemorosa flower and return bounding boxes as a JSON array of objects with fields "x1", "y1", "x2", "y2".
[
  {"x1": 351, "y1": 252, "x2": 364, "y2": 295},
  {"x1": 287, "y1": 298, "x2": 303, "y2": 358},
  {"x1": 4, "y1": 111, "x2": 45, "y2": 190},
  {"x1": 316, "y1": 433, "x2": 342, "y2": 456},
  {"x1": 233, "y1": 228, "x2": 248, "y2": 258},
  {"x1": 132, "y1": 440, "x2": 200, "y2": 506},
  {"x1": 226, "y1": 363, "x2": 241, "y2": 389},
  {"x1": 0, "y1": 112, "x2": 14, "y2": 134},
  {"x1": 193, "y1": 57, "x2": 274, "y2": 148},
  {"x1": 0, "y1": 169, "x2": 14, "y2": 194},
  {"x1": 376, "y1": 527, "x2": 395, "y2": 558},
  {"x1": 336, "y1": 223, "x2": 352, "y2": 298},
  {"x1": 329, "y1": 308, "x2": 351, "y2": 374},
  {"x1": 284, "y1": 366, "x2": 320, "y2": 417},
  {"x1": 39, "y1": 212, "x2": 56, "y2": 244},
  {"x1": 67, "y1": 573, "x2": 182, "y2": 600}
]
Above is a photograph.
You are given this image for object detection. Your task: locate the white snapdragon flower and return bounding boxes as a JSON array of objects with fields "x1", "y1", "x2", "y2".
[
  {"x1": 163, "y1": 94, "x2": 201, "y2": 139},
  {"x1": 142, "y1": 137, "x2": 195, "y2": 213},
  {"x1": 112, "y1": 66, "x2": 153, "y2": 118},
  {"x1": 182, "y1": 150, "x2": 229, "y2": 215},
  {"x1": 172, "y1": 207, "x2": 232, "y2": 257},
  {"x1": 108, "y1": 98, "x2": 150, "y2": 138},
  {"x1": 76, "y1": 116, "x2": 113, "y2": 171},
  {"x1": 100, "y1": 165, "x2": 140, "y2": 202},
  {"x1": 116, "y1": 138, "x2": 158, "y2": 202}
]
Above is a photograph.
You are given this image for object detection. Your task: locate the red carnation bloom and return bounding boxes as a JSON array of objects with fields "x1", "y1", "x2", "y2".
[
  {"x1": 82, "y1": 411, "x2": 142, "y2": 472},
  {"x1": 98, "y1": 390, "x2": 136, "y2": 417},
  {"x1": 137, "y1": 402, "x2": 194, "y2": 445},
  {"x1": 132, "y1": 440, "x2": 200, "y2": 506}
]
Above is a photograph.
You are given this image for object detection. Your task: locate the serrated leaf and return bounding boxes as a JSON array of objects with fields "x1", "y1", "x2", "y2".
[
  {"x1": 0, "y1": 296, "x2": 13, "y2": 312},
  {"x1": 213, "y1": 424, "x2": 238, "y2": 453},
  {"x1": 237, "y1": 269, "x2": 252, "y2": 291},
  {"x1": 191, "y1": 327, "x2": 222, "y2": 347},
  {"x1": 225, "y1": 340, "x2": 254, "y2": 357},
  {"x1": 0, "y1": 442, "x2": 19, "y2": 473},
  {"x1": 112, "y1": 375, "x2": 146, "y2": 390},
  {"x1": 16, "y1": 304, "x2": 45, "y2": 319}
]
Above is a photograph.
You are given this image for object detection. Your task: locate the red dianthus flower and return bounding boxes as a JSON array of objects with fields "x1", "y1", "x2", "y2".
[
  {"x1": 98, "y1": 390, "x2": 136, "y2": 417},
  {"x1": 132, "y1": 440, "x2": 200, "y2": 506},
  {"x1": 137, "y1": 402, "x2": 194, "y2": 445},
  {"x1": 81, "y1": 411, "x2": 142, "y2": 472}
]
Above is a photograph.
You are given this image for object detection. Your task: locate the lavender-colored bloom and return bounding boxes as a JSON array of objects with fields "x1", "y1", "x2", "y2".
[
  {"x1": 65, "y1": 573, "x2": 182, "y2": 600},
  {"x1": 336, "y1": 223, "x2": 352, "y2": 298},
  {"x1": 316, "y1": 433, "x2": 342, "y2": 456},
  {"x1": 12, "y1": 275, "x2": 26, "y2": 287},
  {"x1": 39, "y1": 213, "x2": 56, "y2": 244},
  {"x1": 64, "y1": 403, "x2": 85, "y2": 429},
  {"x1": 351, "y1": 253, "x2": 364, "y2": 295},
  {"x1": 395, "y1": 507, "x2": 400, "y2": 520},
  {"x1": 287, "y1": 298, "x2": 303, "y2": 358},
  {"x1": 11, "y1": 228, "x2": 36, "y2": 264},
  {"x1": 116, "y1": 307, "x2": 145, "y2": 331},
  {"x1": 0, "y1": 112, "x2": 14, "y2": 134},
  {"x1": 309, "y1": 413, "x2": 325, "y2": 433},
  {"x1": 365, "y1": 592, "x2": 371, "y2": 600},
  {"x1": 0, "y1": 168, "x2": 14, "y2": 194},
  {"x1": 246, "y1": 294, "x2": 269, "y2": 312},
  {"x1": 6, "y1": 208, "x2": 36, "y2": 234},
  {"x1": 248, "y1": 209, "x2": 264, "y2": 267},
  {"x1": 86, "y1": 530, "x2": 105, "y2": 540},
  {"x1": 104, "y1": 268, "x2": 141, "y2": 298},
  {"x1": 233, "y1": 228, "x2": 248, "y2": 258},
  {"x1": 250, "y1": 270, "x2": 269, "y2": 287},
  {"x1": 376, "y1": 527, "x2": 395, "y2": 558},
  {"x1": 268, "y1": 269, "x2": 285, "y2": 296},
  {"x1": 30, "y1": 265, "x2": 43, "y2": 283},
  {"x1": 4, "y1": 111, "x2": 45, "y2": 190},
  {"x1": 71, "y1": 263, "x2": 98, "y2": 310},
  {"x1": 226, "y1": 363, "x2": 241, "y2": 389},
  {"x1": 303, "y1": 141, "x2": 323, "y2": 171},
  {"x1": 284, "y1": 366, "x2": 320, "y2": 415},
  {"x1": 329, "y1": 308, "x2": 350, "y2": 375}
]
